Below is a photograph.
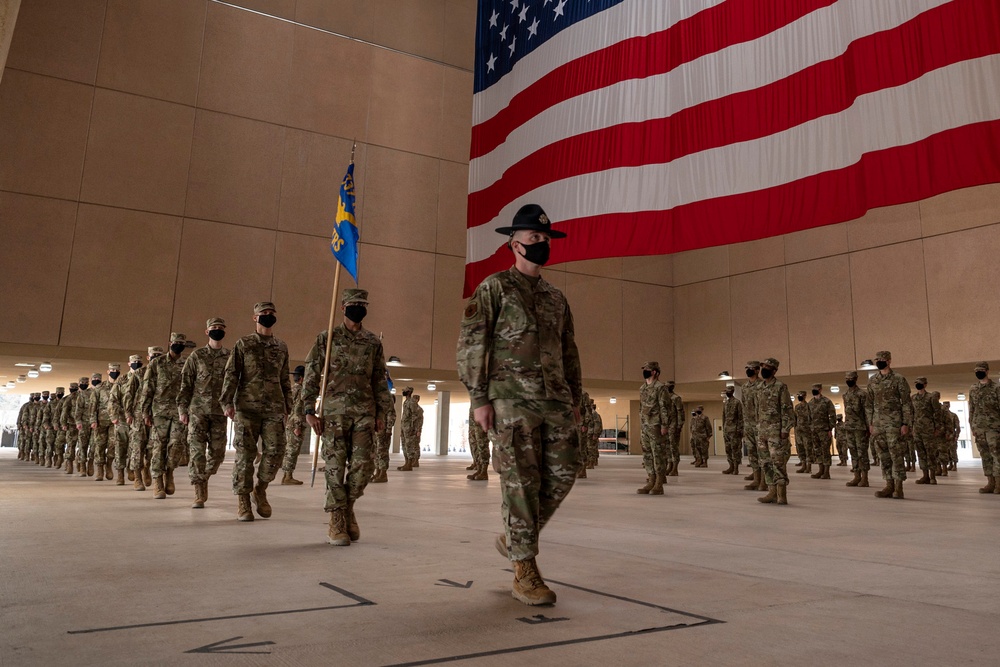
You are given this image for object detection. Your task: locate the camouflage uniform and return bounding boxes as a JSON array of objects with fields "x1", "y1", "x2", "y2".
[
  {"x1": 639, "y1": 363, "x2": 672, "y2": 483},
  {"x1": 690, "y1": 410, "x2": 712, "y2": 464},
  {"x1": 833, "y1": 417, "x2": 845, "y2": 464},
  {"x1": 39, "y1": 393, "x2": 55, "y2": 465},
  {"x1": 742, "y1": 363, "x2": 762, "y2": 477},
  {"x1": 576, "y1": 392, "x2": 592, "y2": 477},
  {"x1": 107, "y1": 363, "x2": 133, "y2": 475},
  {"x1": 467, "y1": 404, "x2": 490, "y2": 476},
  {"x1": 666, "y1": 384, "x2": 684, "y2": 470},
  {"x1": 943, "y1": 402, "x2": 960, "y2": 467},
  {"x1": 122, "y1": 354, "x2": 152, "y2": 480},
  {"x1": 60, "y1": 386, "x2": 80, "y2": 472},
  {"x1": 754, "y1": 358, "x2": 794, "y2": 492},
  {"x1": 141, "y1": 336, "x2": 189, "y2": 485},
  {"x1": 841, "y1": 374, "x2": 870, "y2": 473},
  {"x1": 51, "y1": 390, "x2": 67, "y2": 467},
  {"x1": 793, "y1": 395, "x2": 812, "y2": 468},
  {"x1": 178, "y1": 335, "x2": 231, "y2": 486},
  {"x1": 589, "y1": 401, "x2": 602, "y2": 467},
  {"x1": 968, "y1": 362, "x2": 1000, "y2": 491},
  {"x1": 16, "y1": 398, "x2": 31, "y2": 460},
  {"x1": 865, "y1": 351, "x2": 913, "y2": 489},
  {"x1": 281, "y1": 379, "x2": 307, "y2": 475},
  {"x1": 400, "y1": 394, "x2": 424, "y2": 466},
  {"x1": 457, "y1": 265, "x2": 582, "y2": 563},
  {"x1": 300, "y1": 313, "x2": 392, "y2": 515},
  {"x1": 910, "y1": 378, "x2": 942, "y2": 479},
  {"x1": 722, "y1": 392, "x2": 744, "y2": 472},
  {"x1": 73, "y1": 379, "x2": 94, "y2": 472},
  {"x1": 87, "y1": 371, "x2": 118, "y2": 478},
  {"x1": 373, "y1": 397, "x2": 397, "y2": 477},
  {"x1": 220, "y1": 322, "x2": 293, "y2": 497},
  {"x1": 808, "y1": 387, "x2": 836, "y2": 468}
]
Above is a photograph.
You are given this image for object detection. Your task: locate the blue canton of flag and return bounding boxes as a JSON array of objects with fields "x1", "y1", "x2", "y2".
[
  {"x1": 331, "y1": 162, "x2": 360, "y2": 283},
  {"x1": 474, "y1": 0, "x2": 625, "y2": 93}
]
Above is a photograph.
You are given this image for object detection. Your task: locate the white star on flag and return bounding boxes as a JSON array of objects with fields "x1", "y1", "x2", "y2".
[
  {"x1": 518, "y1": 4, "x2": 529, "y2": 22},
  {"x1": 554, "y1": 0, "x2": 567, "y2": 19},
  {"x1": 488, "y1": 10, "x2": 498, "y2": 28},
  {"x1": 508, "y1": 35, "x2": 517, "y2": 56},
  {"x1": 486, "y1": 53, "x2": 497, "y2": 72},
  {"x1": 499, "y1": 23, "x2": 508, "y2": 41},
  {"x1": 528, "y1": 17, "x2": 539, "y2": 38}
]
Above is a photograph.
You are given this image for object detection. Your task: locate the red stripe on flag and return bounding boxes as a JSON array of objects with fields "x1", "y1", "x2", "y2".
[
  {"x1": 464, "y1": 118, "x2": 1000, "y2": 296},
  {"x1": 471, "y1": 0, "x2": 838, "y2": 160},
  {"x1": 468, "y1": 0, "x2": 1000, "y2": 230}
]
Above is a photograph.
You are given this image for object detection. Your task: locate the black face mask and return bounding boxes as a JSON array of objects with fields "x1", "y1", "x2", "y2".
[
  {"x1": 666, "y1": 385, "x2": 675, "y2": 392},
  {"x1": 130, "y1": 362, "x2": 142, "y2": 370},
  {"x1": 57, "y1": 393, "x2": 64, "y2": 399},
  {"x1": 812, "y1": 389, "x2": 819, "y2": 396},
  {"x1": 80, "y1": 383, "x2": 89, "y2": 389},
  {"x1": 170, "y1": 343, "x2": 186, "y2": 355},
  {"x1": 846, "y1": 380, "x2": 856, "y2": 388},
  {"x1": 518, "y1": 240, "x2": 550, "y2": 266},
  {"x1": 257, "y1": 314, "x2": 277, "y2": 328},
  {"x1": 345, "y1": 305, "x2": 367, "y2": 323},
  {"x1": 915, "y1": 383, "x2": 924, "y2": 390},
  {"x1": 760, "y1": 368, "x2": 774, "y2": 379},
  {"x1": 109, "y1": 371, "x2": 120, "y2": 380},
  {"x1": 976, "y1": 370, "x2": 987, "y2": 380},
  {"x1": 91, "y1": 380, "x2": 101, "y2": 387},
  {"x1": 876, "y1": 360, "x2": 888, "y2": 370},
  {"x1": 208, "y1": 329, "x2": 226, "y2": 341},
  {"x1": 696, "y1": 410, "x2": 703, "y2": 415},
  {"x1": 70, "y1": 387, "x2": 78, "y2": 394},
  {"x1": 745, "y1": 368, "x2": 756, "y2": 378},
  {"x1": 642, "y1": 370, "x2": 652, "y2": 379},
  {"x1": 725, "y1": 391, "x2": 734, "y2": 397}
]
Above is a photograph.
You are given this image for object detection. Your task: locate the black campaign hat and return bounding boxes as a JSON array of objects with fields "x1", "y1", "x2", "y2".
[{"x1": 495, "y1": 204, "x2": 566, "y2": 239}]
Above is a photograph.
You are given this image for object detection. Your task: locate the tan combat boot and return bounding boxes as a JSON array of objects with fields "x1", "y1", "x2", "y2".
[
  {"x1": 776, "y1": 484, "x2": 788, "y2": 505},
  {"x1": 893, "y1": 479, "x2": 904, "y2": 499},
  {"x1": 93, "y1": 463, "x2": 104, "y2": 481},
  {"x1": 744, "y1": 469, "x2": 755, "y2": 480},
  {"x1": 397, "y1": 459, "x2": 412, "y2": 471},
  {"x1": 237, "y1": 494, "x2": 254, "y2": 522},
  {"x1": 577, "y1": 467, "x2": 587, "y2": 479},
  {"x1": 859, "y1": 470, "x2": 870, "y2": 487},
  {"x1": 846, "y1": 471, "x2": 862, "y2": 487},
  {"x1": 164, "y1": 469, "x2": 175, "y2": 495},
  {"x1": 811, "y1": 464, "x2": 823, "y2": 479},
  {"x1": 994, "y1": 476, "x2": 1000, "y2": 494},
  {"x1": 733, "y1": 465, "x2": 740, "y2": 477},
  {"x1": 928, "y1": 468, "x2": 937, "y2": 485},
  {"x1": 142, "y1": 466, "x2": 152, "y2": 488},
  {"x1": 512, "y1": 559, "x2": 556, "y2": 606},
  {"x1": 649, "y1": 472, "x2": 665, "y2": 495},
  {"x1": 744, "y1": 469, "x2": 760, "y2": 491},
  {"x1": 475, "y1": 466, "x2": 489, "y2": 481},
  {"x1": 134, "y1": 471, "x2": 145, "y2": 491},
  {"x1": 153, "y1": 476, "x2": 166, "y2": 500},
  {"x1": 757, "y1": 473, "x2": 767, "y2": 491},
  {"x1": 820, "y1": 465, "x2": 831, "y2": 479},
  {"x1": 252, "y1": 482, "x2": 271, "y2": 518},
  {"x1": 757, "y1": 485, "x2": 777, "y2": 503},
  {"x1": 87, "y1": 460, "x2": 94, "y2": 476},
  {"x1": 78, "y1": 462, "x2": 87, "y2": 477},
  {"x1": 412, "y1": 458, "x2": 419, "y2": 468},
  {"x1": 346, "y1": 501, "x2": 360, "y2": 541},
  {"x1": 115, "y1": 468, "x2": 125, "y2": 486},
  {"x1": 874, "y1": 479, "x2": 894, "y2": 498},
  {"x1": 466, "y1": 463, "x2": 477, "y2": 470},
  {"x1": 939, "y1": 464, "x2": 948, "y2": 477},
  {"x1": 979, "y1": 476, "x2": 996, "y2": 494},
  {"x1": 192, "y1": 482, "x2": 205, "y2": 509},
  {"x1": 495, "y1": 533, "x2": 510, "y2": 559},
  {"x1": 281, "y1": 471, "x2": 303, "y2": 485},
  {"x1": 915, "y1": 469, "x2": 929, "y2": 484},
  {"x1": 372, "y1": 469, "x2": 387, "y2": 483},
  {"x1": 636, "y1": 474, "x2": 654, "y2": 494},
  {"x1": 327, "y1": 508, "x2": 349, "y2": 546},
  {"x1": 127, "y1": 468, "x2": 135, "y2": 482}
]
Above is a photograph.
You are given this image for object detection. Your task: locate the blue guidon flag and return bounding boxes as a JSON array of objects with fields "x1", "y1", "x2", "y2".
[
  {"x1": 464, "y1": 0, "x2": 1000, "y2": 296},
  {"x1": 331, "y1": 161, "x2": 360, "y2": 283}
]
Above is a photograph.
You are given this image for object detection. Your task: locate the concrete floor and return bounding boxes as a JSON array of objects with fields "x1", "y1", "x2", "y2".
[{"x1": 1, "y1": 449, "x2": 998, "y2": 666}]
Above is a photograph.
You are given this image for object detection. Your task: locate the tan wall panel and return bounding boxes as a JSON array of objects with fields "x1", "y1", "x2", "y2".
[
  {"x1": 622, "y1": 255, "x2": 673, "y2": 286},
  {"x1": 172, "y1": 219, "x2": 277, "y2": 350},
  {"x1": 728, "y1": 236, "x2": 785, "y2": 275},
  {"x1": 849, "y1": 240, "x2": 932, "y2": 368},
  {"x1": 0, "y1": 0, "x2": 23, "y2": 79},
  {"x1": 0, "y1": 192, "x2": 76, "y2": 345},
  {"x1": 786, "y1": 255, "x2": 856, "y2": 375},
  {"x1": 0, "y1": 70, "x2": 93, "y2": 200},
  {"x1": 96, "y1": 0, "x2": 206, "y2": 105},
  {"x1": 198, "y1": 2, "x2": 293, "y2": 126},
  {"x1": 6, "y1": 0, "x2": 104, "y2": 84},
  {"x1": 295, "y1": 0, "x2": 374, "y2": 40},
  {"x1": 222, "y1": 0, "x2": 295, "y2": 20},
  {"x1": 279, "y1": 129, "x2": 362, "y2": 237},
  {"x1": 565, "y1": 274, "x2": 622, "y2": 381},
  {"x1": 783, "y1": 222, "x2": 849, "y2": 265},
  {"x1": 541, "y1": 266, "x2": 567, "y2": 292},
  {"x1": 440, "y1": 67, "x2": 472, "y2": 164},
  {"x1": 372, "y1": 0, "x2": 444, "y2": 62},
  {"x1": 846, "y1": 202, "x2": 921, "y2": 252},
  {"x1": 80, "y1": 89, "x2": 195, "y2": 215},
  {"x1": 271, "y1": 231, "x2": 342, "y2": 362},
  {"x1": 622, "y1": 281, "x2": 673, "y2": 382},
  {"x1": 563, "y1": 257, "x2": 622, "y2": 279},
  {"x1": 368, "y1": 48, "x2": 442, "y2": 157},
  {"x1": 356, "y1": 244, "x2": 435, "y2": 369},
  {"x1": 288, "y1": 25, "x2": 372, "y2": 139},
  {"x1": 924, "y1": 224, "x2": 1000, "y2": 365},
  {"x1": 730, "y1": 268, "x2": 788, "y2": 375},
  {"x1": 436, "y1": 160, "x2": 468, "y2": 258},
  {"x1": 61, "y1": 205, "x2": 182, "y2": 349},
  {"x1": 919, "y1": 184, "x2": 1000, "y2": 238},
  {"x1": 443, "y1": 0, "x2": 476, "y2": 69},
  {"x1": 674, "y1": 278, "x2": 732, "y2": 382},
  {"x1": 672, "y1": 245, "x2": 729, "y2": 285},
  {"x1": 186, "y1": 110, "x2": 285, "y2": 229},
  {"x1": 362, "y1": 146, "x2": 439, "y2": 253},
  {"x1": 430, "y1": 254, "x2": 465, "y2": 371}
]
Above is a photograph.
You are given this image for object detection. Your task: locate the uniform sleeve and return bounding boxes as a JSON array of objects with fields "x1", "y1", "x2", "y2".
[
  {"x1": 300, "y1": 333, "x2": 326, "y2": 413},
  {"x1": 675, "y1": 398, "x2": 686, "y2": 430},
  {"x1": 219, "y1": 341, "x2": 243, "y2": 410},
  {"x1": 657, "y1": 386, "x2": 673, "y2": 428},
  {"x1": 177, "y1": 355, "x2": 196, "y2": 417},
  {"x1": 899, "y1": 378, "x2": 913, "y2": 427},
  {"x1": 930, "y1": 395, "x2": 942, "y2": 431},
  {"x1": 561, "y1": 302, "x2": 584, "y2": 408},
  {"x1": 780, "y1": 385, "x2": 794, "y2": 434},
  {"x1": 140, "y1": 363, "x2": 157, "y2": 416},
  {"x1": 370, "y1": 340, "x2": 392, "y2": 424},
  {"x1": 87, "y1": 390, "x2": 99, "y2": 424},
  {"x1": 279, "y1": 345, "x2": 292, "y2": 415},
  {"x1": 456, "y1": 283, "x2": 498, "y2": 410},
  {"x1": 735, "y1": 401, "x2": 744, "y2": 435},
  {"x1": 865, "y1": 385, "x2": 875, "y2": 425},
  {"x1": 826, "y1": 399, "x2": 836, "y2": 430},
  {"x1": 108, "y1": 384, "x2": 122, "y2": 422}
]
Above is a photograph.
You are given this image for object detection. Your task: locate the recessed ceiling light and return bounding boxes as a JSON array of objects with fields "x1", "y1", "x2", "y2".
[
  {"x1": 39, "y1": 362, "x2": 52, "y2": 372},
  {"x1": 27, "y1": 370, "x2": 39, "y2": 378}
]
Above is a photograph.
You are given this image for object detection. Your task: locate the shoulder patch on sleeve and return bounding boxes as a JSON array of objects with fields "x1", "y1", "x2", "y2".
[{"x1": 464, "y1": 301, "x2": 478, "y2": 319}]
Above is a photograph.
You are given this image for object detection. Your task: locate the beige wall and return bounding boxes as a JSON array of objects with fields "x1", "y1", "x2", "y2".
[{"x1": 0, "y1": 0, "x2": 21, "y2": 81}]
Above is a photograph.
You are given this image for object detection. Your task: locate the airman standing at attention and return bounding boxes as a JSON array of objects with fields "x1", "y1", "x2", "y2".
[
  {"x1": 911, "y1": 377, "x2": 942, "y2": 486},
  {"x1": 808, "y1": 384, "x2": 836, "y2": 479},
  {"x1": 945, "y1": 401, "x2": 961, "y2": 471},
  {"x1": 108, "y1": 357, "x2": 140, "y2": 485},
  {"x1": 968, "y1": 362, "x2": 1000, "y2": 494},
  {"x1": 60, "y1": 384, "x2": 80, "y2": 474},
  {"x1": 938, "y1": 399, "x2": 955, "y2": 475},
  {"x1": 722, "y1": 385, "x2": 744, "y2": 475},
  {"x1": 280, "y1": 365, "x2": 307, "y2": 486},
  {"x1": 124, "y1": 351, "x2": 155, "y2": 490},
  {"x1": 371, "y1": 395, "x2": 397, "y2": 484},
  {"x1": 742, "y1": 361, "x2": 764, "y2": 490},
  {"x1": 637, "y1": 361, "x2": 672, "y2": 495},
  {"x1": 16, "y1": 395, "x2": 32, "y2": 461},
  {"x1": 589, "y1": 398, "x2": 602, "y2": 469},
  {"x1": 73, "y1": 377, "x2": 94, "y2": 476},
  {"x1": 51, "y1": 388, "x2": 67, "y2": 470},
  {"x1": 842, "y1": 370, "x2": 871, "y2": 487},
  {"x1": 793, "y1": 392, "x2": 812, "y2": 474},
  {"x1": 37, "y1": 391, "x2": 53, "y2": 467},
  {"x1": 690, "y1": 406, "x2": 712, "y2": 467},
  {"x1": 665, "y1": 380, "x2": 685, "y2": 476},
  {"x1": 142, "y1": 333, "x2": 189, "y2": 500},
  {"x1": 755, "y1": 358, "x2": 794, "y2": 505},
  {"x1": 866, "y1": 351, "x2": 913, "y2": 500},
  {"x1": 88, "y1": 367, "x2": 121, "y2": 481},
  {"x1": 398, "y1": 388, "x2": 424, "y2": 471}
]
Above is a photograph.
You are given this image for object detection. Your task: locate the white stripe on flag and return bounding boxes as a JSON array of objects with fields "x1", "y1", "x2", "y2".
[
  {"x1": 470, "y1": 0, "x2": 952, "y2": 193},
  {"x1": 467, "y1": 54, "x2": 1000, "y2": 263}
]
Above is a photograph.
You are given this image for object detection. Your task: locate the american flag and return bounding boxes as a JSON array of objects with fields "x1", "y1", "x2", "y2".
[{"x1": 465, "y1": 0, "x2": 1000, "y2": 296}]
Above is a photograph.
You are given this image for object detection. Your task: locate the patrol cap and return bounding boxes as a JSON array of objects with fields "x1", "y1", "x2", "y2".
[
  {"x1": 762, "y1": 358, "x2": 780, "y2": 369},
  {"x1": 974, "y1": 361, "x2": 989, "y2": 371},
  {"x1": 41, "y1": 390, "x2": 49, "y2": 397},
  {"x1": 55, "y1": 387, "x2": 65, "y2": 394},
  {"x1": 402, "y1": 386, "x2": 414, "y2": 393},
  {"x1": 292, "y1": 365, "x2": 305, "y2": 377},
  {"x1": 665, "y1": 379, "x2": 676, "y2": 385},
  {"x1": 875, "y1": 350, "x2": 891, "y2": 362},
  {"x1": 745, "y1": 360, "x2": 761, "y2": 369},
  {"x1": 697, "y1": 405, "x2": 704, "y2": 410},
  {"x1": 129, "y1": 354, "x2": 142, "y2": 364},
  {"x1": 79, "y1": 376, "x2": 89, "y2": 383},
  {"x1": 108, "y1": 363, "x2": 120, "y2": 371},
  {"x1": 91, "y1": 373, "x2": 102, "y2": 381},
  {"x1": 797, "y1": 391, "x2": 807, "y2": 399},
  {"x1": 341, "y1": 288, "x2": 369, "y2": 305},
  {"x1": 148, "y1": 346, "x2": 164, "y2": 356},
  {"x1": 496, "y1": 204, "x2": 566, "y2": 239},
  {"x1": 943, "y1": 401, "x2": 951, "y2": 407},
  {"x1": 254, "y1": 301, "x2": 276, "y2": 314},
  {"x1": 931, "y1": 391, "x2": 940, "y2": 398},
  {"x1": 169, "y1": 332, "x2": 187, "y2": 344},
  {"x1": 207, "y1": 317, "x2": 226, "y2": 329},
  {"x1": 915, "y1": 376, "x2": 928, "y2": 384},
  {"x1": 812, "y1": 383, "x2": 822, "y2": 390},
  {"x1": 845, "y1": 370, "x2": 858, "y2": 380},
  {"x1": 69, "y1": 382, "x2": 78, "y2": 390},
  {"x1": 642, "y1": 361, "x2": 660, "y2": 372}
]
